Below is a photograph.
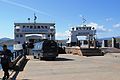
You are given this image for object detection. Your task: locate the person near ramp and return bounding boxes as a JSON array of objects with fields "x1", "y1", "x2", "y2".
[{"x1": 0, "y1": 44, "x2": 13, "y2": 79}]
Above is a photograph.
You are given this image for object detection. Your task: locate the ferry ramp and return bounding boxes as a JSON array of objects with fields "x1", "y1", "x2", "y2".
[{"x1": 0, "y1": 54, "x2": 120, "y2": 80}]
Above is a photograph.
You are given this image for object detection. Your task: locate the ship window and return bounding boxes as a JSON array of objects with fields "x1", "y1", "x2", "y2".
[
  {"x1": 45, "y1": 26, "x2": 47, "y2": 29},
  {"x1": 48, "y1": 35, "x2": 50, "y2": 37},
  {"x1": 51, "y1": 34, "x2": 54, "y2": 37},
  {"x1": 72, "y1": 28, "x2": 74, "y2": 31},
  {"x1": 27, "y1": 26, "x2": 29, "y2": 28},
  {"x1": 90, "y1": 27, "x2": 91, "y2": 30},
  {"x1": 16, "y1": 34, "x2": 19, "y2": 37},
  {"x1": 76, "y1": 27, "x2": 78, "y2": 30},
  {"x1": 86, "y1": 27, "x2": 88, "y2": 30},
  {"x1": 41, "y1": 26, "x2": 44, "y2": 28},
  {"x1": 34, "y1": 26, "x2": 36, "y2": 29},
  {"x1": 83, "y1": 27, "x2": 85, "y2": 30},
  {"x1": 16, "y1": 29, "x2": 20, "y2": 32},
  {"x1": 30, "y1": 26, "x2": 33, "y2": 29},
  {"x1": 20, "y1": 34, "x2": 23, "y2": 37},
  {"x1": 23, "y1": 26, "x2": 25, "y2": 28},
  {"x1": 38, "y1": 26, "x2": 40, "y2": 28}
]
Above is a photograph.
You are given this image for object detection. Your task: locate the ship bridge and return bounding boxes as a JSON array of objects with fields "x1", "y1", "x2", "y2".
[
  {"x1": 67, "y1": 25, "x2": 96, "y2": 48},
  {"x1": 14, "y1": 23, "x2": 55, "y2": 43}
]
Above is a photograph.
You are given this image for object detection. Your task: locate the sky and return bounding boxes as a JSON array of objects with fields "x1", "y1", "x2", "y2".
[{"x1": 0, "y1": 0, "x2": 120, "y2": 40}]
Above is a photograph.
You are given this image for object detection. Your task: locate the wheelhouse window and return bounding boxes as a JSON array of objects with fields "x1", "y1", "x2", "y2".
[
  {"x1": 23, "y1": 26, "x2": 25, "y2": 28},
  {"x1": 48, "y1": 35, "x2": 50, "y2": 37},
  {"x1": 30, "y1": 26, "x2": 33, "y2": 29},
  {"x1": 34, "y1": 26, "x2": 36, "y2": 29},
  {"x1": 27, "y1": 26, "x2": 29, "y2": 28},
  {"x1": 16, "y1": 34, "x2": 19, "y2": 37},
  {"x1": 41, "y1": 26, "x2": 44, "y2": 29},
  {"x1": 38, "y1": 26, "x2": 40, "y2": 29},
  {"x1": 20, "y1": 34, "x2": 23, "y2": 37},
  {"x1": 45, "y1": 26, "x2": 47, "y2": 29},
  {"x1": 16, "y1": 29, "x2": 20, "y2": 32}
]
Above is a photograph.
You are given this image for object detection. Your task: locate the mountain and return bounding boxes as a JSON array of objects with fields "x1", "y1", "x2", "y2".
[
  {"x1": 116, "y1": 36, "x2": 120, "y2": 38},
  {"x1": 98, "y1": 37, "x2": 112, "y2": 40},
  {"x1": 0, "y1": 38, "x2": 14, "y2": 46},
  {"x1": 0, "y1": 38, "x2": 11, "y2": 41},
  {"x1": 98, "y1": 36, "x2": 120, "y2": 40},
  {"x1": 0, "y1": 36, "x2": 119, "y2": 46}
]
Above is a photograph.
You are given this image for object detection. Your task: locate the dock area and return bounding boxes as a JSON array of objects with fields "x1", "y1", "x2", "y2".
[{"x1": 0, "y1": 54, "x2": 120, "y2": 80}]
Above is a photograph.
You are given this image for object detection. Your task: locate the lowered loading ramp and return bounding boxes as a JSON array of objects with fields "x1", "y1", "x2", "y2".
[
  {"x1": 65, "y1": 47, "x2": 103, "y2": 56},
  {"x1": 80, "y1": 48, "x2": 103, "y2": 56}
]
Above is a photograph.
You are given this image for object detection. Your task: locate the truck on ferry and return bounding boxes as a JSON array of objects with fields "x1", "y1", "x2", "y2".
[{"x1": 32, "y1": 40, "x2": 58, "y2": 60}]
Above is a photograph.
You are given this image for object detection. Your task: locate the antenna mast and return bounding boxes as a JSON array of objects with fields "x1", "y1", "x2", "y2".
[
  {"x1": 80, "y1": 15, "x2": 86, "y2": 26},
  {"x1": 34, "y1": 13, "x2": 37, "y2": 23}
]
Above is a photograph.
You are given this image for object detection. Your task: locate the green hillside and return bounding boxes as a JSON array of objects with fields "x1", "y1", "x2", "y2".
[{"x1": 0, "y1": 39, "x2": 14, "y2": 46}]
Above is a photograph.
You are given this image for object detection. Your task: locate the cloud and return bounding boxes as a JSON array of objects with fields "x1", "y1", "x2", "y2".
[
  {"x1": 113, "y1": 23, "x2": 120, "y2": 28},
  {"x1": 55, "y1": 30, "x2": 70, "y2": 39},
  {"x1": 56, "y1": 32, "x2": 66, "y2": 38},
  {"x1": 87, "y1": 22, "x2": 112, "y2": 32},
  {"x1": 56, "y1": 22, "x2": 112, "y2": 39},
  {"x1": 56, "y1": 22, "x2": 113, "y2": 39},
  {"x1": 0, "y1": 0, "x2": 52, "y2": 17},
  {"x1": 106, "y1": 18, "x2": 112, "y2": 22}
]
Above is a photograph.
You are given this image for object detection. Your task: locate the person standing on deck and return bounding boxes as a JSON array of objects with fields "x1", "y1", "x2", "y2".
[
  {"x1": 22, "y1": 42, "x2": 27, "y2": 58},
  {"x1": 0, "y1": 44, "x2": 13, "y2": 79}
]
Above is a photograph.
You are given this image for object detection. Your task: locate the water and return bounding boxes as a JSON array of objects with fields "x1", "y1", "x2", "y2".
[
  {"x1": 0, "y1": 45, "x2": 13, "y2": 52},
  {"x1": 0, "y1": 45, "x2": 13, "y2": 70}
]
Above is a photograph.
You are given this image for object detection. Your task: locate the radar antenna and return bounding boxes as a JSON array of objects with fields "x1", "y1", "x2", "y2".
[
  {"x1": 80, "y1": 15, "x2": 86, "y2": 26},
  {"x1": 34, "y1": 13, "x2": 37, "y2": 23}
]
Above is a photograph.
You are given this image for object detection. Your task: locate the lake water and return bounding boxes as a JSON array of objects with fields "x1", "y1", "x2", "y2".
[
  {"x1": 0, "y1": 45, "x2": 13, "y2": 70},
  {"x1": 0, "y1": 45, "x2": 13, "y2": 52}
]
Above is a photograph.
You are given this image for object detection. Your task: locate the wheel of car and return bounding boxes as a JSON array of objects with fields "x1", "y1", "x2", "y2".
[
  {"x1": 33, "y1": 56, "x2": 36, "y2": 59},
  {"x1": 38, "y1": 55, "x2": 42, "y2": 60}
]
